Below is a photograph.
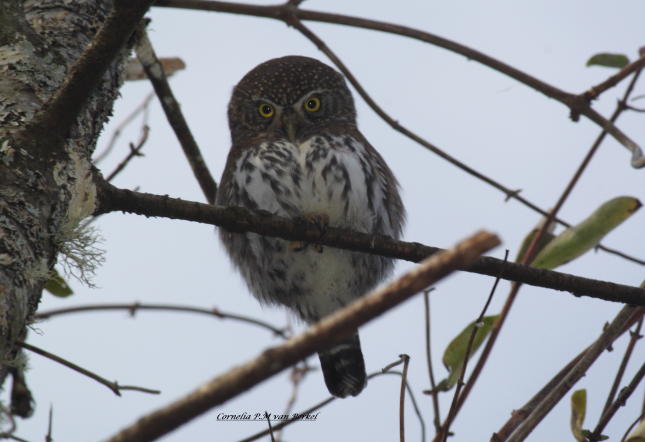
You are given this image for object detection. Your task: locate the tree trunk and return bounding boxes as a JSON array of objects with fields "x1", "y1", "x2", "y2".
[{"x1": 0, "y1": 0, "x2": 127, "y2": 408}]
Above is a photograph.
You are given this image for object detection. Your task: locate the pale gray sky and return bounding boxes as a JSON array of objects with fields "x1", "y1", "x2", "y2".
[{"x1": 16, "y1": 1, "x2": 645, "y2": 441}]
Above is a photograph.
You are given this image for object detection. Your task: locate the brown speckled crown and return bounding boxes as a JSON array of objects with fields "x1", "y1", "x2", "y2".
[{"x1": 231, "y1": 56, "x2": 349, "y2": 105}]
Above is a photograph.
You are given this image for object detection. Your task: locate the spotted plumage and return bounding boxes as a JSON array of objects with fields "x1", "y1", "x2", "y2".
[{"x1": 217, "y1": 56, "x2": 405, "y2": 397}]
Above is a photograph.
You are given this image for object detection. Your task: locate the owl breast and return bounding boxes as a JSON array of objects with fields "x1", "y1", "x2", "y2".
[{"x1": 219, "y1": 134, "x2": 400, "y2": 322}]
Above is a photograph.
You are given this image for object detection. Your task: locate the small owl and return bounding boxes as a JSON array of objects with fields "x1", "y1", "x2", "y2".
[{"x1": 217, "y1": 56, "x2": 405, "y2": 398}]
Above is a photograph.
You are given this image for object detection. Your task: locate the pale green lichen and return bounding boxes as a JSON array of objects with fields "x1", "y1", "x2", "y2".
[{"x1": 56, "y1": 222, "x2": 104, "y2": 288}]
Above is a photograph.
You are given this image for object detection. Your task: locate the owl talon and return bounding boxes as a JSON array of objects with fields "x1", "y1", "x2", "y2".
[{"x1": 289, "y1": 241, "x2": 308, "y2": 252}]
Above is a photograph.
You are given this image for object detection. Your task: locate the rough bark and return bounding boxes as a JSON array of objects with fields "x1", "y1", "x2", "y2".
[{"x1": 0, "y1": 0, "x2": 128, "y2": 401}]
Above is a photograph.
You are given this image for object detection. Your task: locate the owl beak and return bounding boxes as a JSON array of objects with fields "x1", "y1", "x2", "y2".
[{"x1": 281, "y1": 113, "x2": 298, "y2": 143}]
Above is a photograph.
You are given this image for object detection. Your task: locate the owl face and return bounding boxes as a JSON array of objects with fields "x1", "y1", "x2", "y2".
[{"x1": 227, "y1": 56, "x2": 357, "y2": 145}]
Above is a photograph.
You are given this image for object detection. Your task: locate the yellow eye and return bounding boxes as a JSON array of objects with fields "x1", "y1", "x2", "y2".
[
  {"x1": 258, "y1": 103, "x2": 274, "y2": 118},
  {"x1": 304, "y1": 97, "x2": 321, "y2": 113}
]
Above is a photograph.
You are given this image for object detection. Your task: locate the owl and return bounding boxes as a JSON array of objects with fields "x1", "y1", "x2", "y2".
[{"x1": 217, "y1": 56, "x2": 405, "y2": 398}]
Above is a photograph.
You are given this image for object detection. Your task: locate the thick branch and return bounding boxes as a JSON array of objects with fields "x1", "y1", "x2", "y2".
[
  {"x1": 20, "y1": 0, "x2": 155, "y2": 150},
  {"x1": 96, "y1": 181, "x2": 645, "y2": 305},
  {"x1": 104, "y1": 231, "x2": 498, "y2": 442}
]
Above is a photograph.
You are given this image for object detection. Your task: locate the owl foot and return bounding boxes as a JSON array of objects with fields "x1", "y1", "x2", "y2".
[{"x1": 289, "y1": 213, "x2": 329, "y2": 253}]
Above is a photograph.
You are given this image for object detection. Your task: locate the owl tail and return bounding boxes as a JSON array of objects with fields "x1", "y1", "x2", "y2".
[{"x1": 318, "y1": 333, "x2": 366, "y2": 398}]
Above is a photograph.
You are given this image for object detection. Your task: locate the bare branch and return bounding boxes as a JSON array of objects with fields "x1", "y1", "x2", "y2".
[
  {"x1": 155, "y1": 0, "x2": 644, "y2": 167},
  {"x1": 94, "y1": 92, "x2": 155, "y2": 163},
  {"x1": 95, "y1": 181, "x2": 645, "y2": 305},
  {"x1": 492, "y1": 304, "x2": 641, "y2": 440},
  {"x1": 602, "y1": 317, "x2": 644, "y2": 416},
  {"x1": 423, "y1": 290, "x2": 442, "y2": 433},
  {"x1": 591, "y1": 362, "x2": 645, "y2": 441},
  {"x1": 437, "y1": 250, "x2": 508, "y2": 441},
  {"x1": 240, "y1": 366, "x2": 426, "y2": 442},
  {"x1": 18, "y1": 342, "x2": 160, "y2": 397},
  {"x1": 135, "y1": 27, "x2": 217, "y2": 203},
  {"x1": 104, "y1": 231, "x2": 498, "y2": 442},
  {"x1": 106, "y1": 126, "x2": 149, "y2": 182},
  {"x1": 505, "y1": 306, "x2": 645, "y2": 442},
  {"x1": 398, "y1": 354, "x2": 411, "y2": 442},
  {"x1": 33, "y1": 302, "x2": 288, "y2": 338}
]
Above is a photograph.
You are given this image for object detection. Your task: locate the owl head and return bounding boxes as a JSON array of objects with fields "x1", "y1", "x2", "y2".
[{"x1": 227, "y1": 56, "x2": 356, "y2": 144}]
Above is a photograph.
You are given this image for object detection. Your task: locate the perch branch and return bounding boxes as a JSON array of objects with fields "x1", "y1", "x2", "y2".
[{"x1": 95, "y1": 181, "x2": 645, "y2": 306}]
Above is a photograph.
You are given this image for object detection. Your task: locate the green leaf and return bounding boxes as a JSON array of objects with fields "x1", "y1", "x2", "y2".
[
  {"x1": 435, "y1": 315, "x2": 498, "y2": 392},
  {"x1": 531, "y1": 196, "x2": 641, "y2": 269},
  {"x1": 516, "y1": 228, "x2": 556, "y2": 264},
  {"x1": 586, "y1": 53, "x2": 630, "y2": 68},
  {"x1": 570, "y1": 389, "x2": 586, "y2": 441},
  {"x1": 44, "y1": 269, "x2": 73, "y2": 297}
]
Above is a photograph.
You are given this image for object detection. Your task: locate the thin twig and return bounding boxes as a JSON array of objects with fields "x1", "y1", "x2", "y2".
[
  {"x1": 274, "y1": 361, "x2": 314, "y2": 442},
  {"x1": 45, "y1": 404, "x2": 53, "y2": 442},
  {"x1": 601, "y1": 317, "x2": 644, "y2": 416},
  {"x1": 584, "y1": 55, "x2": 645, "y2": 102},
  {"x1": 135, "y1": 27, "x2": 217, "y2": 203},
  {"x1": 94, "y1": 91, "x2": 155, "y2": 163},
  {"x1": 34, "y1": 302, "x2": 288, "y2": 338},
  {"x1": 505, "y1": 306, "x2": 644, "y2": 442},
  {"x1": 423, "y1": 290, "x2": 442, "y2": 433},
  {"x1": 438, "y1": 250, "x2": 508, "y2": 441},
  {"x1": 18, "y1": 342, "x2": 160, "y2": 396},
  {"x1": 492, "y1": 308, "x2": 642, "y2": 441},
  {"x1": 96, "y1": 182, "x2": 645, "y2": 305},
  {"x1": 240, "y1": 366, "x2": 426, "y2": 442},
  {"x1": 589, "y1": 360, "x2": 645, "y2": 441},
  {"x1": 444, "y1": 64, "x2": 645, "y2": 430},
  {"x1": 104, "y1": 231, "x2": 497, "y2": 442},
  {"x1": 399, "y1": 354, "x2": 411, "y2": 442},
  {"x1": 106, "y1": 125, "x2": 149, "y2": 182},
  {"x1": 381, "y1": 370, "x2": 427, "y2": 442},
  {"x1": 264, "y1": 412, "x2": 275, "y2": 442}
]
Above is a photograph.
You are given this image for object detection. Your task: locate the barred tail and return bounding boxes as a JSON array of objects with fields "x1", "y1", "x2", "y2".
[{"x1": 318, "y1": 333, "x2": 366, "y2": 398}]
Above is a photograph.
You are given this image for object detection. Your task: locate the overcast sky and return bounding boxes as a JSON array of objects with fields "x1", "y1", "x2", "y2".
[{"x1": 14, "y1": 1, "x2": 645, "y2": 441}]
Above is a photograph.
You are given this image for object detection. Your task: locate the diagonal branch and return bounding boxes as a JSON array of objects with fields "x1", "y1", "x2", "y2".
[
  {"x1": 135, "y1": 27, "x2": 217, "y2": 203},
  {"x1": 95, "y1": 181, "x2": 645, "y2": 305},
  {"x1": 19, "y1": 0, "x2": 155, "y2": 151},
  {"x1": 505, "y1": 306, "x2": 645, "y2": 442},
  {"x1": 104, "y1": 230, "x2": 499, "y2": 442},
  {"x1": 154, "y1": 0, "x2": 644, "y2": 167}
]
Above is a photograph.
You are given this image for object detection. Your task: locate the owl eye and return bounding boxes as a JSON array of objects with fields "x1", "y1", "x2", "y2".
[
  {"x1": 258, "y1": 103, "x2": 274, "y2": 118},
  {"x1": 304, "y1": 97, "x2": 321, "y2": 113}
]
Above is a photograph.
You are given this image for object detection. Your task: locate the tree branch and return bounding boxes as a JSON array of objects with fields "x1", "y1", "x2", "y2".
[
  {"x1": 491, "y1": 307, "x2": 642, "y2": 440},
  {"x1": 19, "y1": 0, "x2": 155, "y2": 151},
  {"x1": 104, "y1": 230, "x2": 498, "y2": 442},
  {"x1": 34, "y1": 302, "x2": 288, "y2": 338},
  {"x1": 18, "y1": 342, "x2": 160, "y2": 397},
  {"x1": 135, "y1": 27, "x2": 217, "y2": 203},
  {"x1": 505, "y1": 306, "x2": 645, "y2": 442},
  {"x1": 154, "y1": 0, "x2": 645, "y2": 167},
  {"x1": 95, "y1": 181, "x2": 645, "y2": 305}
]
